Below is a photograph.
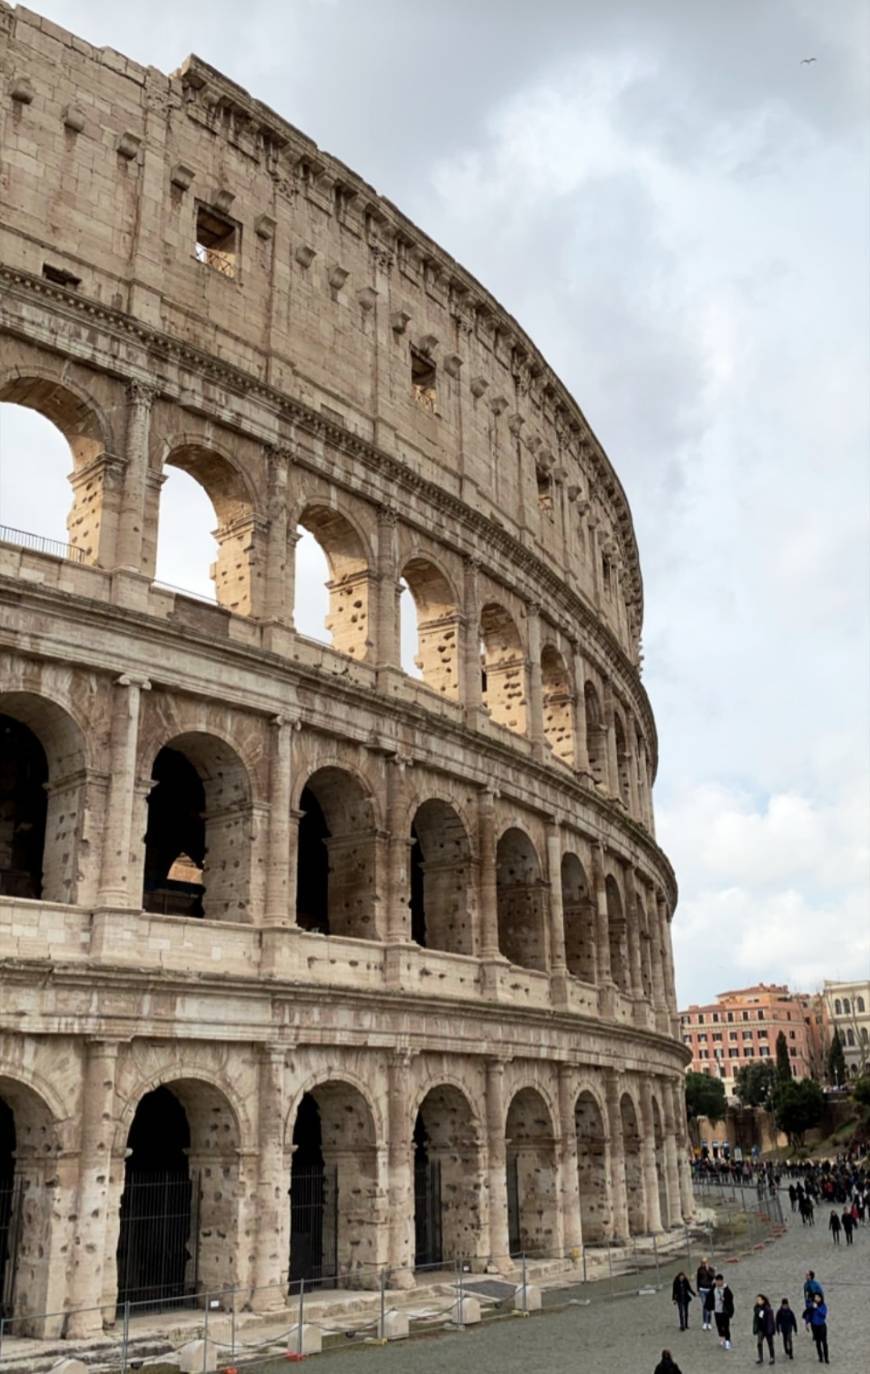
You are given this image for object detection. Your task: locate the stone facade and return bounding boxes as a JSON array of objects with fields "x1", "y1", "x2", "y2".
[{"x1": 0, "y1": 2, "x2": 690, "y2": 1338}]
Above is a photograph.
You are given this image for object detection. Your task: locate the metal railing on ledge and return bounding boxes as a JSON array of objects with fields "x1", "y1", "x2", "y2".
[{"x1": 0, "y1": 523, "x2": 86, "y2": 563}]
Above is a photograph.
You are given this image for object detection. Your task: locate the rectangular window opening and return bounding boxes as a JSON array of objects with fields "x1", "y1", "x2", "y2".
[
  {"x1": 43, "y1": 262, "x2": 81, "y2": 288},
  {"x1": 411, "y1": 349, "x2": 437, "y2": 412},
  {"x1": 536, "y1": 466, "x2": 553, "y2": 514},
  {"x1": 195, "y1": 206, "x2": 238, "y2": 279}
]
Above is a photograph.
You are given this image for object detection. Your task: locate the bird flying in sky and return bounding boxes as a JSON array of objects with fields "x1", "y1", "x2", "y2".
[{"x1": 800, "y1": 57, "x2": 817, "y2": 64}]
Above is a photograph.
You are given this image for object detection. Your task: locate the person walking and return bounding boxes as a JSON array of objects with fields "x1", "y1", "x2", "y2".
[
  {"x1": 753, "y1": 1294, "x2": 776, "y2": 1365},
  {"x1": 696, "y1": 1257, "x2": 715, "y2": 1330},
  {"x1": 841, "y1": 1207, "x2": 854, "y2": 1245},
  {"x1": 807, "y1": 1293, "x2": 829, "y2": 1364},
  {"x1": 653, "y1": 1351, "x2": 683, "y2": 1374},
  {"x1": 803, "y1": 1271, "x2": 824, "y2": 1310},
  {"x1": 828, "y1": 1209, "x2": 841, "y2": 1243},
  {"x1": 671, "y1": 1271, "x2": 695, "y2": 1331},
  {"x1": 712, "y1": 1272, "x2": 735, "y2": 1350},
  {"x1": 775, "y1": 1298, "x2": 796, "y2": 1361}
]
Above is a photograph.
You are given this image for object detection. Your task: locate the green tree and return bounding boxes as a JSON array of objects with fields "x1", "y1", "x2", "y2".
[
  {"x1": 734, "y1": 1060, "x2": 779, "y2": 1108},
  {"x1": 773, "y1": 1079, "x2": 825, "y2": 1147},
  {"x1": 776, "y1": 1030, "x2": 793, "y2": 1082},
  {"x1": 828, "y1": 1030, "x2": 847, "y2": 1087},
  {"x1": 685, "y1": 1070, "x2": 727, "y2": 1123},
  {"x1": 852, "y1": 1076, "x2": 870, "y2": 1110}
]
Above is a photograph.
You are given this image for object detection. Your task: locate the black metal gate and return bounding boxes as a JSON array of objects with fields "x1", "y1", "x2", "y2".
[
  {"x1": 0, "y1": 1177, "x2": 23, "y2": 1318},
  {"x1": 507, "y1": 1153, "x2": 522, "y2": 1257},
  {"x1": 116, "y1": 1170, "x2": 200, "y2": 1310},
  {"x1": 414, "y1": 1158, "x2": 442, "y2": 1269},
  {"x1": 289, "y1": 1165, "x2": 338, "y2": 1288}
]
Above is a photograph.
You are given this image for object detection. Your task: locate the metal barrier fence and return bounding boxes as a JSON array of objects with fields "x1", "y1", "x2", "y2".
[
  {"x1": 0, "y1": 524, "x2": 86, "y2": 563},
  {"x1": 0, "y1": 1192, "x2": 787, "y2": 1370}
]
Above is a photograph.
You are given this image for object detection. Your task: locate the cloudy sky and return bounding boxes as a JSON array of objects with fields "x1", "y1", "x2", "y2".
[{"x1": 1, "y1": 0, "x2": 868, "y2": 1007}]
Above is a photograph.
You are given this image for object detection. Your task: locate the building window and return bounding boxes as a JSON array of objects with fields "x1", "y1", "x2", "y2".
[
  {"x1": 712, "y1": 1012, "x2": 720, "y2": 1023},
  {"x1": 847, "y1": 1029, "x2": 856, "y2": 1047},
  {"x1": 743, "y1": 1030, "x2": 753, "y2": 1040},
  {"x1": 195, "y1": 205, "x2": 238, "y2": 278},
  {"x1": 728, "y1": 1049, "x2": 739, "y2": 1059},
  {"x1": 789, "y1": 1030, "x2": 796, "y2": 1040},
  {"x1": 757, "y1": 1010, "x2": 765, "y2": 1020},
  {"x1": 729, "y1": 1031, "x2": 738, "y2": 1041},
  {"x1": 843, "y1": 998, "x2": 851, "y2": 1014},
  {"x1": 699, "y1": 1049, "x2": 709, "y2": 1059},
  {"x1": 411, "y1": 349, "x2": 437, "y2": 412},
  {"x1": 742, "y1": 1011, "x2": 749, "y2": 1021},
  {"x1": 698, "y1": 1033, "x2": 707, "y2": 1043},
  {"x1": 697, "y1": 1014, "x2": 705, "y2": 1025},
  {"x1": 790, "y1": 1047, "x2": 797, "y2": 1057},
  {"x1": 835, "y1": 999, "x2": 842, "y2": 1015},
  {"x1": 861, "y1": 1028, "x2": 868, "y2": 1044},
  {"x1": 758, "y1": 1029, "x2": 768, "y2": 1039},
  {"x1": 745, "y1": 1047, "x2": 755, "y2": 1058},
  {"x1": 727, "y1": 1011, "x2": 733, "y2": 1022},
  {"x1": 683, "y1": 1036, "x2": 691, "y2": 1045},
  {"x1": 858, "y1": 996, "x2": 866, "y2": 1013},
  {"x1": 713, "y1": 1032, "x2": 723, "y2": 1042},
  {"x1": 536, "y1": 466, "x2": 554, "y2": 514},
  {"x1": 759, "y1": 1046, "x2": 770, "y2": 1057}
]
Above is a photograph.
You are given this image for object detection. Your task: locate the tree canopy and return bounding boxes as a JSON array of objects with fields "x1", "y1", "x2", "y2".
[
  {"x1": 685, "y1": 1070, "x2": 727, "y2": 1123},
  {"x1": 773, "y1": 1078, "x2": 825, "y2": 1147},
  {"x1": 852, "y1": 1076, "x2": 870, "y2": 1110},
  {"x1": 734, "y1": 1059, "x2": 779, "y2": 1108}
]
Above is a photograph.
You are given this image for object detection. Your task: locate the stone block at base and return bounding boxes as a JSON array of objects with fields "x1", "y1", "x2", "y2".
[
  {"x1": 286, "y1": 1323, "x2": 322, "y2": 1356},
  {"x1": 382, "y1": 1309, "x2": 409, "y2": 1340},
  {"x1": 50, "y1": 1360, "x2": 88, "y2": 1374},
  {"x1": 450, "y1": 1295, "x2": 481, "y2": 1325},
  {"x1": 512, "y1": 1283, "x2": 542, "y2": 1312}
]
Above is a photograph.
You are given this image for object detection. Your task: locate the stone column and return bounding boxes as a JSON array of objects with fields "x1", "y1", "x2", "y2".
[
  {"x1": 478, "y1": 787, "x2": 500, "y2": 959},
  {"x1": 387, "y1": 1052, "x2": 415, "y2": 1286},
  {"x1": 625, "y1": 873, "x2": 645, "y2": 1003},
  {"x1": 569, "y1": 643, "x2": 591, "y2": 776},
  {"x1": 96, "y1": 675, "x2": 150, "y2": 907},
  {"x1": 375, "y1": 506, "x2": 401, "y2": 678},
  {"x1": 251, "y1": 1046, "x2": 289, "y2": 1307},
  {"x1": 115, "y1": 382, "x2": 156, "y2": 573},
  {"x1": 462, "y1": 557, "x2": 483, "y2": 724},
  {"x1": 639, "y1": 1081, "x2": 662, "y2": 1233},
  {"x1": 670, "y1": 1081, "x2": 694, "y2": 1221},
  {"x1": 263, "y1": 448, "x2": 295, "y2": 625},
  {"x1": 604, "y1": 1071, "x2": 629, "y2": 1242},
  {"x1": 604, "y1": 689, "x2": 620, "y2": 801},
  {"x1": 591, "y1": 846, "x2": 613, "y2": 986},
  {"x1": 526, "y1": 603, "x2": 545, "y2": 753},
  {"x1": 485, "y1": 1059, "x2": 510, "y2": 1268},
  {"x1": 547, "y1": 822, "x2": 568, "y2": 1003},
  {"x1": 658, "y1": 895, "x2": 678, "y2": 1018},
  {"x1": 558, "y1": 1065, "x2": 582, "y2": 1257},
  {"x1": 386, "y1": 755, "x2": 411, "y2": 943},
  {"x1": 661, "y1": 1083, "x2": 683, "y2": 1227},
  {"x1": 265, "y1": 715, "x2": 298, "y2": 924},
  {"x1": 66, "y1": 1040, "x2": 120, "y2": 1336}
]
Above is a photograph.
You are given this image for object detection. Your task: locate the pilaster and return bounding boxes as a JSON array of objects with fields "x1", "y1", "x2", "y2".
[{"x1": 65, "y1": 1040, "x2": 121, "y2": 1336}]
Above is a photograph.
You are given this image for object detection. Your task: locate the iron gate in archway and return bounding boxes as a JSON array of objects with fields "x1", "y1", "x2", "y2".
[
  {"x1": 507, "y1": 1153, "x2": 522, "y2": 1257},
  {"x1": 289, "y1": 1164, "x2": 338, "y2": 1288},
  {"x1": 116, "y1": 1170, "x2": 200, "y2": 1311},
  {"x1": 0, "y1": 1177, "x2": 22, "y2": 1318},
  {"x1": 414, "y1": 1158, "x2": 442, "y2": 1269}
]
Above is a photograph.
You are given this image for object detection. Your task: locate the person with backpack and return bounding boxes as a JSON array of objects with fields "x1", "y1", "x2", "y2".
[
  {"x1": 775, "y1": 1297, "x2": 797, "y2": 1360},
  {"x1": 671, "y1": 1271, "x2": 695, "y2": 1331},
  {"x1": 752, "y1": 1294, "x2": 776, "y2": 1365}
]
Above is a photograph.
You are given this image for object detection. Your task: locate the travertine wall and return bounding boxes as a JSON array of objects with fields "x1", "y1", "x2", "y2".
[{"x1": 0, "y1": 1, "x2": 691, "y2": 1340}]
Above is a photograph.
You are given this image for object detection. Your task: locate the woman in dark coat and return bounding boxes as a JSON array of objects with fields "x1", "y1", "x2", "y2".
[
  {"x1": 671, "y1": 1271, "x2": 695, "y2": 1331},
  {"x1": 752, "y1": 1293, "x2": 776, "y2": 1364},
  {"x1": 828, "y1": 1209, "x2": 841, "y2": 1243},
  {"x1": 654, "y1": 1352, "x2": 683, "y2": 1374}
]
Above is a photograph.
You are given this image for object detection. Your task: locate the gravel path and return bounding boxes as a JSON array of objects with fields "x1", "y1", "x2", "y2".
[{"x1": 311, "y1": 1201, "x2": 867, "y2": 1373}]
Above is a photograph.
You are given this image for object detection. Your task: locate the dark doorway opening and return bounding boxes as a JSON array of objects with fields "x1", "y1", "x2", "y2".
[
  {"x1": 290, "y1": 1094, "x2": 337, "y2": 1288},
  {"x1": 0, "y1": 1098, "x2": 21, "y2": 1318},
  {"x1": 296, "y1": 787, "x2": 330, "y2": 933},
  {"x1": 409, "y1": 825, "x2": 425, "y2": 946},
  {"x1": 0, "y1": 716, "x2": 48, "y2": 899},
  {"x1": 506, "y1": 1152, "x2": 521, "y2": 1257},
  {"x1": 143, "y1": 749, "x2": 206, "y2": 917},
  {"x1": 413, "y1": 1114, "x2": 442, "y2": 1270},
  {"x1": 117, "y1": 1087, "x2": 199, "y2": 1310}
]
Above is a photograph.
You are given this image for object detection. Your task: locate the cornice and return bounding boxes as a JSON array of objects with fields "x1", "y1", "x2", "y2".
[{"x1": 0, "y1": 267, "x2": 658, "y2": 768}]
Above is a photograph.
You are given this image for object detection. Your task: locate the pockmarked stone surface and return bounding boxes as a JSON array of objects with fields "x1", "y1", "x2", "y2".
[{"x1": 0, "y1": 1, "x2": 688, "y2": 1341}]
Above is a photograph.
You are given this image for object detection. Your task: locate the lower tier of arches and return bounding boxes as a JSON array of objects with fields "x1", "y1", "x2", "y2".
[{"x1": 0, "y1": 1035, "x2": 693, "y2": 1336}]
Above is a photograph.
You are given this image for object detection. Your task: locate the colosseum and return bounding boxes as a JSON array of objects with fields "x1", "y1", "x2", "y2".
[{"x1": 0, "y1": 1, "x2": 691, "y2": 1339}]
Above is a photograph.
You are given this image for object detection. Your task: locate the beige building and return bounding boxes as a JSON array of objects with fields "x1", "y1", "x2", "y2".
[
  {"x1": 823, "y1": 980, "x2": 870, "y2": 1079},
  {"x1": 680, "y1": 984, "x2": 824, "y2": 1096},
  {"x1": 0, "y1": 2, "x2": 691, "y2": 1338}
]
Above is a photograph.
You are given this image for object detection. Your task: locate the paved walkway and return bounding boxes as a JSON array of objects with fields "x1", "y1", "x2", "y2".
[{"x1": 312, "y1": 1204, "x2": 866, "y2": 1373}]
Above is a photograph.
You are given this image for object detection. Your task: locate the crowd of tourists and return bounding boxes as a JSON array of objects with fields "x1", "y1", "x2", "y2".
[{"x1": 662, "y1": 1267, "x2": 831, "y2": 1367}]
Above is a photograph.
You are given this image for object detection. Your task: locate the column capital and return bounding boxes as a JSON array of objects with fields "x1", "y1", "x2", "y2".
[
  {"x1": 126, "y1": 379, "x2": 157, "y2": 407},
  {"x1": 271, "y1": 711, "x2": 302, "y2": 732},
  {"x1": 116, "y1": 673, "x2": 151, "y2": 691}
]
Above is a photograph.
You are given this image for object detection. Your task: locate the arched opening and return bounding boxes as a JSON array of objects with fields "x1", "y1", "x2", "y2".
[
  {"x1": 541, "y1": 646, "x2": 574, "y2": 764},
  {"x1": 117, "y1": 1079, "x2": 241, "y2": 1309},
  {"x1": 0, "y1": 692, "x2": 87, "y2": 904},
  {"x1": 574, "y1": 1092, "x2": 609, "y2": 1244},
  {"x1": 143, "y1": 733, "x2": 252, "y2": 921},
  {"x1": 296, "y1": 767, "x2": 378, "y2": 940},
  {"x1": 414, "y1": 1086, "x2": 482, "y2": 1270},
  {"x1": 583, "y1": 681, "x2": 606, "y2": 788},
  {"x1": 289, "y1": 1082, "x2": 378, "y2": 1288},
  {"x1": 0, "y1": 378, "x2": 106, "y2": 563},
  {"x1": 409, "y1": 800, "x2": 474, "y2": 956},
  {"x1": 613, "y1": 712, "x2": 631, "y2": 808},
  {"x1": 157, "y1": 446, "x2": 257, "y2": 614},
  {"x1": 561, "y1": 853, "x2": 596, "y2": 984},
  {"x1": 295, "y1": 506, "x2": 371, "y2": 659},
  {"x1": 480, "y1": 604, "x2": 526, "y2": 734},
  {"x1": 620, "y1": 1094, "x2": 645, "y2": 1236},
  {"x1": 496, "y1": 828, "x2": 547, "y2": 972},
  {"x1": 505, "y1": 1088, "x2": 558, "y2": 1258},
  {"x1": 651, "y1": 1098, "x2": 669, "y2": 1228},
  {"x1": 605, "y1": 875, "x2": 630, "y2": 994},
  {"x1": 0, "y1": 1079, "x2": 60, "y2": 1328},
  {"x1": 400, "y1": 559, "x2": 460, "y2": 698}
]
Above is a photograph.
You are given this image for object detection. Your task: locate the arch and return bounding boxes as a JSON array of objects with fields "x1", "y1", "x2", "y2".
[
  {"x1": 857, "y1": 996, "x2": 866, "y2": 1014},
  {"x1": 843, "y1": 998, "x2": 851, "y2": 1015},
  {"x1": 414, "y1": 1084, "x2": 483, "y2": 1269},
  {"x1": 0, "y1": 691, "x2": 89, "y2": 904},
  {"x1": 613, "y1": 710, "x2": 631, "y2": 808},
  {"x1": 834, "y1": 999, "x2": 842, "y2": 1015},
  {"x1": 651, "y1": 1096, "x2": 669, "y2": 1228},
  {"x1": 296, "y1": 504, "x2": 372, "y2": 659},
  {"x1": 158, "y1": 442, "x2": 258, "y2": 614},
  {"x1": 619, "y1": 1093, "x2": 645, "y2": 1236},
  {"x1": 561, "y1": 852, "x2": 596, "y2": 984},
  {"x1": 142, "y1": 731, "x2": 253, "y2": 921},
  {"x1": 583, "y1": 680, "x2": 606, "y2": 789},
  {"x1": 288, "y1": 1079, "x2": 379, "y2": 1287},
  {"x1": 117, "y1": 1077, "x2": 242, "y2": 1307},
  {"x1": 541, "y1": 644, "x2": 574, "y2": 764},
  {"x1": 409, "y1": 799, "x2": 474, "y2": 956},
  {"x1": 574, "y1": 1089, "x2": 609, "y2": 1244},
  {"x1": 846, "y1": 1028, "x2": 855, "y2": 1047},
  {"x1": 605, "y1": 874, "x2": 630, "y2": 994},
  {"x1": 296, "y1": 765, "x2": 378, "y2": 940},
  {"x1": 0, "y1": 1075, "x2": 62, "y2": 1326},
  {"x1": 400, "y1": 557, "x2": 460, "y2": 698},
  {"x1": 496, "y1": 827, "x2": 547, "y2": 972},
  {"x1": 505, "y1": 1087, "x2": 558, "y2": 1257},
  {"x1": 480, "y1": 603, "x2": 526, "y2": 734}
]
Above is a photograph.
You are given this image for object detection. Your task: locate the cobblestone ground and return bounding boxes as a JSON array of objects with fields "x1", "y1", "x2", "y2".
[{"x1": 315, "y1": 1203, "x2": 867, "y2": 1373}]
